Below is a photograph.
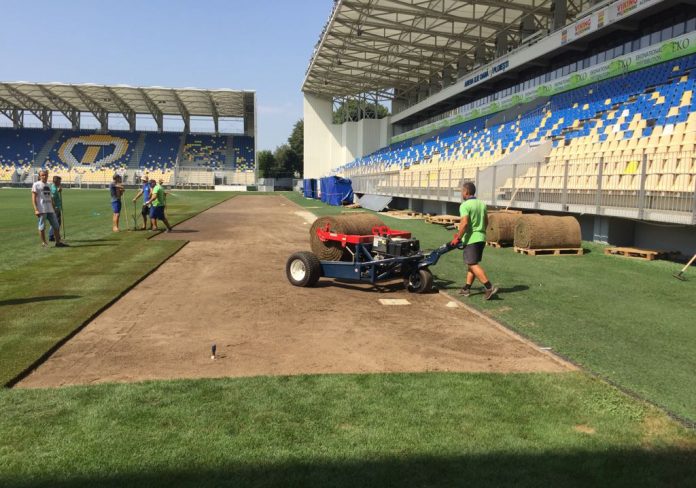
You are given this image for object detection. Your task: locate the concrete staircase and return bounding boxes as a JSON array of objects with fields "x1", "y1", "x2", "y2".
[
  {"x1": 128, "y1": 132, "x2": 147, "y2": 168},
  {"x1": 225, "y1": 135, "x2": 236, "y2": 169},
  {"x1": 176, "y1": 133, "x2": 187, "y2": 166},
  {"x1": 35, "y1": 130, "x2": 62, "y2": 166}
]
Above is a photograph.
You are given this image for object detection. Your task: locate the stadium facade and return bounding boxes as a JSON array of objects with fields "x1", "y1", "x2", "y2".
[
  {"x1": 0, "y1": 83, "x2": 256, "y2": 188},
  {"x1": 303, "y1": 0, "x2": 696, "y2": 254}
]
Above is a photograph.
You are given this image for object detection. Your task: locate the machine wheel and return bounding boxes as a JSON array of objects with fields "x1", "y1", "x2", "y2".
[
  {"x1": 286, "y1": 251, "x2": 322, "y2": 287},
  {"x1": 405, "y1": 268, "x2": 433, "y2": 293}
]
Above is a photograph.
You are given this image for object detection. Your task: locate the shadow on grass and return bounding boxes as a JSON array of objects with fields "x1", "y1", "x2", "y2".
[
  {"x1": 434, "y1": 277, "x2": 457, "y2": 290},
  {"x1": 435, "y1": 279, "x2": 529, "y2": 296},
  {"x1": 0, "y1": 295, "x2": 81, "y2": 307},
  {"x1": 3, "y1": 449, "x2": 695, "y2": 488},
  {"x1": 499, "y1": 285, "x2": 530, "y2": 293},
  {"x1": 316, "y1": 279, "x2": 405, "y2": 293},
  {"x1": 69, "y1": 243, "x2": 118, "y2": 248},
  {"x1": 67, "y1": 239, "x2": 114, "y2": 243}
]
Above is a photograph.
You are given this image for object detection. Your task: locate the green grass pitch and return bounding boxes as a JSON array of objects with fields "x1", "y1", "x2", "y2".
[
  {"x1": 285, "y1": 192, "x2": 696, "y2": 423},
  {"x1": 0, "y1": 188, "x2": 694, "y2": 487},
  {"x1": 0, "y1": 188, "x2": 236, "y2": 386}
]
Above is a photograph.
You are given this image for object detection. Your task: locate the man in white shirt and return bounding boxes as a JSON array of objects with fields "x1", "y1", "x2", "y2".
[{"x1": 31, "y1": 169, "x2": 67, "y2": 248}]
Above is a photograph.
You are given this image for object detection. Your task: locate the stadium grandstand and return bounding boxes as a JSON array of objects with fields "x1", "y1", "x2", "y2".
[
  {"x1": 303, "y1": 0, "x2": 696, "y2": 254},
  {"x1": 0, "y1": 83, "x2": 256, "y2": 189}
]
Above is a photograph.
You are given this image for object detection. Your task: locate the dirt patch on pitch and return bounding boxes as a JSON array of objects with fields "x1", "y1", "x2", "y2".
[{"x1": 18, "y1": 195, "x2": 572, "y2": 388}]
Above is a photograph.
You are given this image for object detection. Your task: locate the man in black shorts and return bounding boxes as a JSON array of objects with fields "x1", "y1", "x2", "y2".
[
  {"x1": 132, "y1": 176, "x2": 153, "y2": 230},
  {"x1": 451, "y1": 182, "x2": 498, "y2": 300}
]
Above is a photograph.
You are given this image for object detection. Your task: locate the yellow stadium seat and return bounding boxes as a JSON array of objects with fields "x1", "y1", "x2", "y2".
[
  {"x1": 605, "y1": 175, "x2": 620, "y2": 189},
  {"x1": 674, "y1": 174, "x2": 693, "y2": 192},
  {"x1": 644, "y1": 174, "x2": 660, "y2": 191},
  {"x1": 619, "y1": 175, "x2": 636, "y2": 190},
  {"x1": 658, "y1": 174, "x2": 674, "y2": 191}
]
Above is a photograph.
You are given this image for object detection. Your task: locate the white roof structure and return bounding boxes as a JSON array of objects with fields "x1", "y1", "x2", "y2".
[
  {"x1": 0, "y1": 82, "x2": 255, "y2": 132},
  {"x1": 303, "y1": 0, "x2": 585, "y2": 98}
]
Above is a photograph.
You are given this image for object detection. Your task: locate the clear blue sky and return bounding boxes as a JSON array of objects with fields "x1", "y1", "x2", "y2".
[{"x1": 0, "y1": 0, "x2": 331, "y2": 150}]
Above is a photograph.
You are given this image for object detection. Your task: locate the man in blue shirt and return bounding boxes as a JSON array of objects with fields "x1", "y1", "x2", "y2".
[
  {"x1": 131, "y1": 176, "x2": 153, "y2": 230},
  {"x1": 48, "y1": 175, "x2": 63, "y2": 242},
  {"x1": 109, "y1": 174, "x2": 124, "y2": 232}
]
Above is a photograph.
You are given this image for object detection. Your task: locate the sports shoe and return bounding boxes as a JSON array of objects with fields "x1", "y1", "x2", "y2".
[
  {"x1": 55, "y1": 242, "x2": 69, "y2": 248},
  {"x1": 458, "y1": 287, "x2": 471, "y2": 297},
  {"x1": 484, "y1": 286, "x2": 499, "y2": 300}
]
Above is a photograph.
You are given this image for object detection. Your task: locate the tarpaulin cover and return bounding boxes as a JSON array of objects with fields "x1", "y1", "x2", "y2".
[
  {"x1": 303, "y1": 179, "x2": 318, "y2": 199},
  {"x1": 319, "y1": 176, "x2": 354, "y2": 206}
]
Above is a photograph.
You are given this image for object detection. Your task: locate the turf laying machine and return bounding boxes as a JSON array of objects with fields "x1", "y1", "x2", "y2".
[{"x1": 286, "y1": 214, "x2": 461, "y2": 293}]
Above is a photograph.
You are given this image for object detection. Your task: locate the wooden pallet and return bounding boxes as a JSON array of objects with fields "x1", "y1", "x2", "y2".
[
  {"x1": 383, "y1": 210, "x2": 428, "y2": 219},
  {"x1": 604, "y1": 247, "x2": 677, "y2": 261},
  {"x1": 486, "y1": 241, "x2": 509, "y2": 248},
  {"x1": 514, "y1": 246, "x2": 584, "y2": 256},
  {"x1": 425, "y1": 215, "x2": 460, "y2": 225}
]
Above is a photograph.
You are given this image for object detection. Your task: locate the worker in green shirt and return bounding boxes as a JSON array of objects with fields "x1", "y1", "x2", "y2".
[
  {"x1": 451, "y1": 181, "x2": 498, "y2": 300},
  {"x1": 146, "y1": 179, "x2": 173, "y2": 232}
]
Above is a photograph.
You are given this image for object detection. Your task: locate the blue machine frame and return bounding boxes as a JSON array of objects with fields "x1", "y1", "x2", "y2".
[{"x1": 319, "y1": 241, "x2": 462, "y2": 283}]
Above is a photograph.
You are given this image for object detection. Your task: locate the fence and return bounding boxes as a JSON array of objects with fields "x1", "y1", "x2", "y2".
[
  {"x1": 346, "y1": 151, "x2": 696, "y2": 225},
  {"x1": 173, "y1": 167, "x2": 255, "y2": 188},
  {"x1": 0, "y1": 167, "x2": 256, "y2": 189}
]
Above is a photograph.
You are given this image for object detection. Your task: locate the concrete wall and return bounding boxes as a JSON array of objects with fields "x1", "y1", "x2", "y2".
[
  {"x1": 382, "y1": 196, "x2": 696, "y2": 255},
  {"x1": 342, "y1": 122, "x2": 358, "y2": 164},
  {"x1": 635, "y1": 222, "x2": 696, "y2": 256},
  {"x1": 303, "y1": 93, "x2": 336, "y2": 178},
  {"x1": 303, "y1": 93, "x2": 391, "y2": 178}
]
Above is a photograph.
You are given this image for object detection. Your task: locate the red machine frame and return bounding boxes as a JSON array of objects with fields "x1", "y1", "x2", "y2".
[{"x1": 315, "y1": 224, "x2": 412, "y2": 248}]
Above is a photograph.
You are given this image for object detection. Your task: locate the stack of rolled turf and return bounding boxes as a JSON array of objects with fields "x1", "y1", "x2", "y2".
[
  {"x1": 309, "y1": 214, "x2": 385, "y2": 261},
  {"x1": 513, "y1": 215, "x2": 581, "y2": 249}
]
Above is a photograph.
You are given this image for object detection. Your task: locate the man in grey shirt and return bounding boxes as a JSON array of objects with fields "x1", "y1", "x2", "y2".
[{"x1": 31, "y1": 169, "x2": 67, "y2": 248}]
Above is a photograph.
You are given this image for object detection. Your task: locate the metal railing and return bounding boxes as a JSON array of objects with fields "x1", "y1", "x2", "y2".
[
  {"x1": 346, "y1": 151, "x2": 696, "y2": 225},
  {"x1": 0, "y1": 166, "x2": 256, "y2": 189}
]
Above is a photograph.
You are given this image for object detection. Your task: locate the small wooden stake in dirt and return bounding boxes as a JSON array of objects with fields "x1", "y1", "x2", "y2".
[{"x1": 673, "y1": 253, "x2": 696, "y2": 281}]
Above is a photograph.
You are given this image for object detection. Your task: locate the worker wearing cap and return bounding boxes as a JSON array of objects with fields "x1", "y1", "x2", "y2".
[
  {"x1": 451, "y1": 181, "x2": 498, "y2": 300},
  {"x1": 132, "y1": 176, "x2": 153, "y2": 230}
]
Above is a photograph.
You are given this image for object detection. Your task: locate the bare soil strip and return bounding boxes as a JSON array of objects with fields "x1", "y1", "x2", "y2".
[{"x1": 18, "y1": 195, "x2": 571, "y2": 388}]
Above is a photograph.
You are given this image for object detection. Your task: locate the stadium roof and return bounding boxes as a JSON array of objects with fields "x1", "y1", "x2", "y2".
[
  {"x1": 0, "y1": 82, "x2": 255, "y2": 131},
  {"x1": 303, "y1": 0, "x2": 561, "y2": 98}
]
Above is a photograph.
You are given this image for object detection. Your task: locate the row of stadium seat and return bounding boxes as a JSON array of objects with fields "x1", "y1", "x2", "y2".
[
  {"x1": 140, "y1": 132, "x2": 180, "y2": 171},
  {"x1": 183, "y1": 134, "x2": 226, "y2": 168},
  {"x1": 0, "y1": 129, "x2": 255, "y2": 172},
  {"x1": 232, "y1": 135, "x2": 255, "y2": 171},
  {"x1": 46, "y1": 131, "x2": 139, "y2": 170},
  {"x1": 0, "y1": 129, "x2": 53, "y2": 167},
  {"x1": 340, "y1": 54, "x2": 696, "y2": 197}
]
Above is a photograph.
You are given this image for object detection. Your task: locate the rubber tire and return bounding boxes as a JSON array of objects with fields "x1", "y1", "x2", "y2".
[
  {"x1": 405, "y1": 268, "x2": 433, "y2": 293},
  {"x1": 286, "y1": 251, "x2": 322, "y2": 287}
]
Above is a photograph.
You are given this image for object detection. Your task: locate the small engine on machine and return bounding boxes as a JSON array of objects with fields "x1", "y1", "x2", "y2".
[{"x1": 372, "y1": 234, "x2": 420, "y2": 257}]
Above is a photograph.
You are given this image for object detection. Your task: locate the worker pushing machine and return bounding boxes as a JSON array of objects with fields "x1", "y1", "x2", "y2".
[{"x1": 451, "y1": 181, "x2": 498, "y2": 300}]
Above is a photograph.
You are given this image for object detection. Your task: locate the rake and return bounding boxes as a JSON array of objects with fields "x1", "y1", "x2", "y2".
[
  {"x1": 673, "y1": 253, "x2": 696, "y2": 281},
  {"x1": 131, "y1": 201, "x2": 139, "y2": 231}
]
